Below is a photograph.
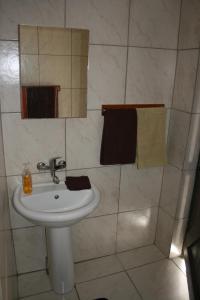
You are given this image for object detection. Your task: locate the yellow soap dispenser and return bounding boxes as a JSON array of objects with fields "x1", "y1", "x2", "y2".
[{"x1": 22, "y1": 162, "x2": 32, "y2": 194}]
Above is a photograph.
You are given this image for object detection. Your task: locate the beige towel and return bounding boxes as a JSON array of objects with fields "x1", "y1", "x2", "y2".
[{"x1": 136, "y1": 107, "x2": 167, "y2": 168}]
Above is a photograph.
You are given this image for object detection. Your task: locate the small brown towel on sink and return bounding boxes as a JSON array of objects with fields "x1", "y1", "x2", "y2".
[
  {"x1": 65, "y1": 176, "x2": 91, "y2": 190},
  {"x1": 100, "y1": 109, "x2": 137, "y2": 165}
]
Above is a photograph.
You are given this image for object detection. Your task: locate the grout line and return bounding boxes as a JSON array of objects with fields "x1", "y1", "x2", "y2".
[
  {"x1": 125, "y1": 270, "x2": 143, "y2": 300},
  {"x1": 64, "y1": 0, "x2": 67, "y2": 28},
  {"x1": 154, "y1": 166, "x2": 165, "y2": 243},
  {"x1": 171, "y1": 257, "x2": 187, "y2": 276},
  {"x1": 176, "y1": 0, "x2": 183, "y2": 50}
]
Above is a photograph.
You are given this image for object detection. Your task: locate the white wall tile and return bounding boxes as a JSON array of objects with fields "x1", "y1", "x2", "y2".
[
  {"x1": 18, "y1": 271, "x2": 51, "y2": 298},
  {"x1": 2, "y1": 113, "x2": 65, "y2": 175},
  {"x1": 155, "y1": 208, "x2": 174, "y2": 256},
  {"x1": 68, "y1": 166, "x2": 120, "y2": 217},
  {"x1": 179, "y1": 0, "x2": 200, "y2": 49},
  {"x1": 170, "y1": 219, "x2": 188, "y2": 258},
  {"x1": 117, "y1": 208, "x2": 158, "y2": 252},
  {"x1": 167, "y1": 110, "x2": 191, "y2": 169},
  {"x1": 0, "y1": 0, "x2": 65, "y2": 40},
  {"x1": 66, "y1": 0, "x2": 129, "y2": 45},
  {"x1": 0, "y1": 41, "x2": 20, "y2": 113},
  {"x1": 172, "y1": 50, "x2": 199, "y2": 113},
  {"x1": 119, "y1": 165, "x2": 163, "y2": 212},
  {"x1": 87, "y1": 45, "x2": 126, "y2": 109},
  {"x1": 129, "y1": 0, "x2": 180, "y2": 48},
  {"x1": 72, "y1": 214, "x2": 117, "y2": 262},
  {"x1": 126, "y1": 48, "x2": 176, "y2": 107},
  {"x1": 193, "y1": 58, "x2": 200, "y2": 113},
  {"x1": 160, "y1": 165, "x2": 182, "y2": 218},
  {"x1": 184, "y1": 114, "x2": 200, "y2": 170},
  {"x1": 13, "y1": 227, "x2": 46, "y2": 273},
  {"x1": 175, "y1": 170, "x2": 195, "y2": 219},
  {"x1": 66, "y1": 111, "x2": 103, "y2": 169}
]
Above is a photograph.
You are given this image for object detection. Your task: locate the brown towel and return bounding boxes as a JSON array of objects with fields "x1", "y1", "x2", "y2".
[
  {"x1": 22, "y1": 86, "x2": 59, "y2": 118},
  {"x1": 100, "y1": 109, "x2": 137, "y2": 165},
  {"x1": 65, "y1": 176, "x2": 91, "y2": 190}
]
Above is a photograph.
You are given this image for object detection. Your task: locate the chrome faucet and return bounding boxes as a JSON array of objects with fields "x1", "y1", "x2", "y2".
[{"x1": 37, "y1": 157, "x2": 66, "y2": 184}]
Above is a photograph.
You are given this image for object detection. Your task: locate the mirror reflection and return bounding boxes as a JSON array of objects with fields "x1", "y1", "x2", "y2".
[{"x1": 19, "y1": 25, "x2": 89, "y2": 119}]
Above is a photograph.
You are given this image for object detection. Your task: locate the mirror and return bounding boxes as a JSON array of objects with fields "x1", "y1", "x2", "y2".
[{"x1": 19, "y1": 25, "x2": 89, "y2": 118}]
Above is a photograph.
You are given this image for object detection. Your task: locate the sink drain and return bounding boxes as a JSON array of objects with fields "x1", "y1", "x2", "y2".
[{"x1": 54, "y1": 194, "x2": 59, "y2": 199}]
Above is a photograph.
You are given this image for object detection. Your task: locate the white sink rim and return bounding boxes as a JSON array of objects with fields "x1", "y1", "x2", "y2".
[{"x1": 13, "y1": 182, "x2": 100, "y2": 227}]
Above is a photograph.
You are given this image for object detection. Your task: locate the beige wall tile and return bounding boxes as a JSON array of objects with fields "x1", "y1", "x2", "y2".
[
  {"x1": 71, "y1": 89, "x2": 87, "y2": 117},
  {"x1": 172, "y1": 50, "x2": 199, "y2": 113},
  {"x1": 72, "y1": 215, "x2": 117, "y2": 262},
  {"x1": 13, "y1": 227, "x2": 46, "y2": 274},
  {"x1": 20, "y1": 55, "x2": 39, "y2": 85},
  {"x1": 0, "y1": 0, "x2": 65, "y2": 40},
  {"x1": 38, "y1": 27, "x2": 71, "y2": 55},
  {"x1": 20, "y1": 25, "x2": 38, "y2": 55},
  {"x1": 66, "y1": 0, "x2": 129, "y2": 45},
  {"x1": 119, "y1": 165, "x2": 163, "y2": 212},
  {"x1": 66, "y1": 111, "x2": 103, "y2": 169},
  {"x1": 72, "y1": 56, "x2": 88, "y2": 88},
  {"x1": 39, "y1": 55, "x2": 71, "y2": 88},
  {"x1": 58, "y1": 89, "x2": 72, "y2": 117},
  {"x1": 167, "y1": 110, "x2": 191, "y2": 169},
  {"x1": 2, "y1": 113, "x2": 65, "y2": 175},
  {"x1": 155, "y1": 208, "x2": 174, "y2": 256},
  {"x1": 117, "y1": 208, "x2": 158, "y2": 252},
  {"x1": 72, "y1": 29, "x2": 89, "y2": 56},
  {"x1": 129, "y1": 0, "x2": 180, "y2": 48}
]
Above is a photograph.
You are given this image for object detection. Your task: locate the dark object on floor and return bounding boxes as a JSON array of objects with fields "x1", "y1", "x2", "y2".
[
  {"x1": 21, "y1": 85, "x2": 59, "y2": 118},
  {"x1": 100, "y1": 109, "x2": 137, "y2": 165},
  {"x1": 65, "y1": 176, "x2": 91, "y2": 190},
  {"x1": 93, "y1": 298, "x2": 108, "y2": 300}
]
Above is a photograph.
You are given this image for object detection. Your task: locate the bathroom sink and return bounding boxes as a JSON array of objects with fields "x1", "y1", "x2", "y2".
[
  {"x1": 13, "y1": 182, "x2": 100, "y2": 227},
  {"x1": 13, "y1": 181, "x2": 100, "y2": 295}
]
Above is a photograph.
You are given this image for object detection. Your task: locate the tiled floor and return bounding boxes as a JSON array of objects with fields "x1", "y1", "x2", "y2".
[{"x1": 20, "y1": 245, "x2": 189, "y2": 300}]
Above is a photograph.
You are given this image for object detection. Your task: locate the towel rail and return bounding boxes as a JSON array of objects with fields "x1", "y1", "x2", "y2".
[{"x1": 102, "y1": 104, "x2": 165, "y2": 115}]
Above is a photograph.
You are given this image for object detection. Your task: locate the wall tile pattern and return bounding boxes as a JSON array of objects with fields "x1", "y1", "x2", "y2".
[
  {"x1": 19, "y1": 25, "x2": 89, "y2": 118},
  {"x1": 0, "y1": 0, "x2": 183, "y2": 285},
  {"x1": 156, "y1": 0, "x2": 200, "y2": 257}
]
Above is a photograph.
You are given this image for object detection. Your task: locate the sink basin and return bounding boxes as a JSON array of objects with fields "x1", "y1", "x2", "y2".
[
  {"x1": 13, "y1": 182, "x2": 100, "y2": 227},
  {"x1": 13, "y1": 181, "x2": 100, "y2": 295}
]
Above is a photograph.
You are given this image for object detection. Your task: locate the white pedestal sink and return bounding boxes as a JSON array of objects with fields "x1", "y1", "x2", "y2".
[{"x1": 13, "y1": 182, "x2": 100, "y2": 294}]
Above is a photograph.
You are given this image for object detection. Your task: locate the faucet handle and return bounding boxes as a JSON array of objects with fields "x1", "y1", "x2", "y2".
[
  {"x1": 37, "y1": 162, "x2": 50, "y2": 171},
  {"x1": 49, "y1": 156, "x2": 62, "y2": 163}
]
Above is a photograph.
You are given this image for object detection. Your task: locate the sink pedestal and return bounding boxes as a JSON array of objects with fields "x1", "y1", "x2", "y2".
[{"x1": 46, "y1": 227, "x2": 74, "y2": 294}]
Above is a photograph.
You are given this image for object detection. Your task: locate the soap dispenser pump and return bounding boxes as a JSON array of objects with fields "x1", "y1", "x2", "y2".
[{"x1": 22, "y1": 162, "x2": 32, "y2": 194}]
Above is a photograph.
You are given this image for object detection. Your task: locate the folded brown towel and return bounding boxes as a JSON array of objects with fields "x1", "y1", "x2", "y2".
[
  {"x1": 100, "y1": 109, "x2": 137, "y2": 165},
  {"x1": 65, "y1": 176, "x2": 91, "y2": 190}
]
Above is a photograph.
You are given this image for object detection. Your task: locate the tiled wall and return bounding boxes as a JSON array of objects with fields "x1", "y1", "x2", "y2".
[
  {"x1": 0, "y1": 106, "x2": 18, "y2": 299},
  {"x1": 20, "y1": 25, "x2": 89, "y2": 118},
  {"x1": 0, "y1": 0, "x2": 180, "y2": 291},
  {"x1": 155, "y1": 0, "x2": 200, "y2": 257}
]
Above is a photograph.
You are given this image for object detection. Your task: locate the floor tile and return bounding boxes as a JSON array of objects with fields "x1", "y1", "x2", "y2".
[
  {"x1": 75, "y1": 254, "x2": 123, "y2": 283},
  {"x1": 128, "y1": 259, "x2": 189, "y2": 300},
  {"x1": 76, "y1": 272, "x2": 141, "y2": 300},
  {"x1": 117, "y1": 245, "x2": 165, "y2": 270},
  {"x1": 172, "y1": 256, "x2": 187, "y2": 275},
  {"x1": 20, "y1": 289, "x2": 78, "y2": 300}
]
